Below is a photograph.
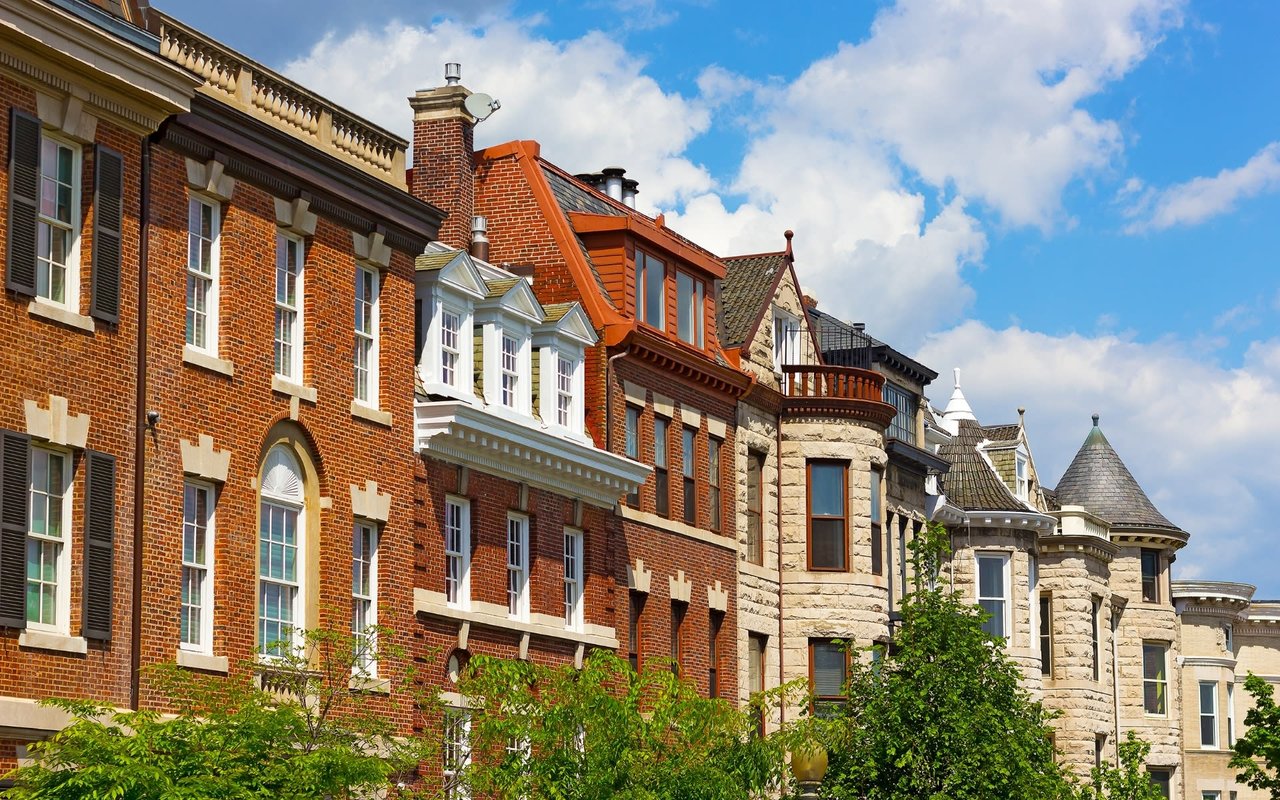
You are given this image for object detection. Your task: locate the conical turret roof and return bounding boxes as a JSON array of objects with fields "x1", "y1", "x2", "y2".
[{"x1": 1055, "y1": 415, "x2": 1180, "y2": 531}]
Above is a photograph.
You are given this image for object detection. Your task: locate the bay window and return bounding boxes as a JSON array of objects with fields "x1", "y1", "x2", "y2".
[
  {"x1": 976, "y1": 553, "x2": 1009, "y2": 640},
  {"x1": 1200, "y1": 681, "x2": 1218, "y2": 748},
  {"x1": 807, "y1": 461, "x2": 847, "y2": 571},
  {"x1": 810, "y1": 638, "x2": 847, "y2": 717},
  {"x1": 1143, "y1": 642, "x2": 1168, "y2": 715}
]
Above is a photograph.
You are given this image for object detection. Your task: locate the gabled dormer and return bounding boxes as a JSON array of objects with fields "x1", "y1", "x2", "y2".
[
  {"x1": 416, "y1": 248, "x2": 488, "y2": 402},
  {"x1": 533, "y1": 303, "x2": 596, "y2": 443},
  {"x1": 475, "y1": 277, "x2": 544, "y2": 419}
]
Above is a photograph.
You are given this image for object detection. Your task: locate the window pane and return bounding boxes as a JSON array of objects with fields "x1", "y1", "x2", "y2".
[
  {"x1": 810, "y1": 519, "x2": 846, "y2": 570},
  {"x1": 625, "y1": 406, "x2": 640, "y2": 459},
  {"x1": 978, "y1": 557, "x2": 1004, "y2": 598},
  {"x1": 682, "y1": 427, "x2": 696, "y2": 478},
  {"x1": 644, "y1": 253, "x2": 664, "y2": 326},
  {"x1": 809, "y1": 463, "x2": 844, "y2": 517},
  {"x1": 812, "y1": 642, "x2": 845, "y2": 697}
]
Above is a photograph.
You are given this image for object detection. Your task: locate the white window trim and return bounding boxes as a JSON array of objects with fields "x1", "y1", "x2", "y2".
[
  {"x1": 353, "y1": 265, "x2": 380, "y2": 408},
  {"x1": 772, "y1": 308, "x2": 801, "y2": 373},
  {"x1": 442, "y1": 706, "x2": 471, "y2": 800},
  {"x1": 180, "y1": 480, "x2": 216, "y2": 654},
  {"x1": 274, "y1": 232, "x2": 305, "y2": 382},
  {"x1": 419, "y1": 286, "x2": 478, "y2": 402},
  {"x1": 563, "y1": 527, "x2": 584, "y2": 632},
  {"x1": 444, "y1": 496, "x2": 471, "y2": 610},
  {"x1": 352, "y1": 520, "x2": 378, "y2": 677},
  {"x1": 506, "y1": 512, "x2": 529, "y2": 622},
  {"x1": 1015, "y1": 450, "x2": 1030, "y2": 501},
  {"x1": 481, "y1": 321, "x2": 532, "y2": 417},
  {"x1": 1227, "y1": 681, "x2": 1235, "y2": 745},
  {"x1": 1200, "y1": 680, "x2": 1219, "y2": 749},
  {"x1": 1027, "y1": 554, "x2": 1037, "y2": 653},
  {"x1": 538, "y1": 342, "x2": 586, "y2": 439},
  {"x1": 27, "y1": 446, "x2": 72, "y2": 635},
  {"x1": 186, "y1": 195, "x2": 221, "y2": 355},
  {"x1": 975, "y1": 552, "x2": 1011, "y2": 644},
  {"x1": 258, "y1": 448, "x2": 306, "y2": 659},
  {"x1": 36, "y1": 132, "x2": 82, "y2": 311}
]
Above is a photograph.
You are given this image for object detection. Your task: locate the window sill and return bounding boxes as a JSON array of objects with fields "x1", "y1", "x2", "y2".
[
  {"x1": 182, "y1": 346, "x2": 235, "y2": 377},
  {"x1": 350, "y1": 400, "x2": 392, "y2": 427},
  {"x1": 414, "y1": 589, "x2": 619, "y2": 650},
  {"x1": 739, "y1": 560, "x2": 778, "y2": 582},
  {"x1": 19, "y1": 630, "x2": 88, "y2": 655},
  {"x1": 271, "y1": 376, "x2": 317, "y2": 403},
  {"x1": 349, "y1": 675, "x2": 390, "y2": 694},
  {"x1": 176, "y1": 649, "x2": 228, "y2": 673},
  {"x1": 28, "y1": 298, "x2": 94, "y2": 333}
]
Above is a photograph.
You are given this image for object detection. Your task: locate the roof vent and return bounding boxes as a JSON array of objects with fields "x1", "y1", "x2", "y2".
[
  {"x1": 602, "y1": 167, "x2": 626, "y2": 201},
  {"x1": 622, "y1": 178, "x2": 639, "y2": 208},
  {"x1": 444, "y1": 63, "x2": 462, "y2": 86}
]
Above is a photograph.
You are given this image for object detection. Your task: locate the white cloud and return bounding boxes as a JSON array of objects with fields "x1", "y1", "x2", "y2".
[
  {"x1": 283, "y1": 19, "x2": 714, "y2": 208},
  {"x1": 1124, "y1": 141, "x2": 1280, "y2": 232},
  {"x1": 917, "y1": 323, "x2": 1280, "y2": 590}
]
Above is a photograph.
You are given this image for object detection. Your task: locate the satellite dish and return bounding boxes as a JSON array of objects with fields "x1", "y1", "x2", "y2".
[{"x1": 464, "y1": 92, "x2": 500, "y2": 122}]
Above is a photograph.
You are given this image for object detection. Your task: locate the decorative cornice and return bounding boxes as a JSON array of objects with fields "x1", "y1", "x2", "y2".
[
  {"x1": 1037, "y1": 532, "x2": 1118, "y2": 563},
  {"x1": 613, "y1": 327, "x2": 752, "y2": 399},
  {"x1": 781, "y1": 397, "x2": 897, "y2": 426},
  {"x1": 415, "y1": 399, "x2": 650, "y2": 509},
  {"x1": 1171, "y1": 580, "x2": 1255, "y2": 607},
  {"x1": 963, "y1": 510, "x2": 1058, "y2": 532},
  {"x1": 1110, "y1": 527, "x2": 1190, "y2": 551}
]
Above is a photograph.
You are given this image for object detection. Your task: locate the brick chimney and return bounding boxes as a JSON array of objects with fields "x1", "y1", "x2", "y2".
[{"x1": 409, "y1": 64, "x2": 476, "y2": 249}]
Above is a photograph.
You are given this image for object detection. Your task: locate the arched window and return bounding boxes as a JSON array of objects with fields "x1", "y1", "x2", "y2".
[{"x1": 259, "y1": 445, "x2": 305, "y2": 657}]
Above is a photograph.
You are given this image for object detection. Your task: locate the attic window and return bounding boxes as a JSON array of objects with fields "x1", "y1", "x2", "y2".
[
  {"x1": 1015, "y1": 451, "x2": 1029, "y2": 500},
  {"x1": 676, "y1": 272, "x2": 704, "y2": 347},
  {"x1": 773, "y1": 310, "x2": 800, "y2": 371},
  {"x1": 635, "y1": 250, "x2": 665, "y2": 329}
]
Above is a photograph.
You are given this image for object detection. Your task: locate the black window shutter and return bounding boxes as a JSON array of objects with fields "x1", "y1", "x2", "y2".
[
  {"x1": 6, "y1": 109, "x2": 40, "y2": 296},
  {"x1": 82, "y1": 449, "x2": 116, "y2": 640},
  {"x1": 0, "y1": 431, "x2": 30, "y2": 628},
  {"x1": 90, "y1": 145, "x2": 123, "y2": 323}
]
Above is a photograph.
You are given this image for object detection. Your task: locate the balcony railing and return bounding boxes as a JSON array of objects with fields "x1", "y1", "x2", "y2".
[{"x1": 781, "y1": 364, "x2": 884, "y2": 400}]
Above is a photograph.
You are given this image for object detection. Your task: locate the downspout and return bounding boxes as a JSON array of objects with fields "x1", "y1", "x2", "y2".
[
  {"x1": 1111, "y1": 605, "x2": 1121, "y2": 766},
  {"x1": 604, "y1": 348, "x2": 629, "y2": 453},
  {"x1": 130, "y1": 132, "x2": 155, "y2": 710},
  {"x1": 775, "y1": 412, "x2": 785, "y2": 726}
]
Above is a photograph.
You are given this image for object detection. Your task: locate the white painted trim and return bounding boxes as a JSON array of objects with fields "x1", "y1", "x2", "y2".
[
  {"x1": 176, "y1": 649, "x2": 229, "y2": 673},
  {"x1": 28, "y1": 296, "x2": 94, "y2": 332},
  {"x1": 18, "y1": 630, "x2": 86, "y2": 654}
]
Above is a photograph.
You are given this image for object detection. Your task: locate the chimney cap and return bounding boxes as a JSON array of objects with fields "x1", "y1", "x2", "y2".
[
  {"x1": 444, "y1": 63, "x2": 462, "y2": 86},
  {"x1": 602, "y1": 166, "x2": 626, "y2": 177}
]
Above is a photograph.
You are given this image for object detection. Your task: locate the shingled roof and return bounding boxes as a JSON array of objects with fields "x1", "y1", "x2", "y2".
[
  {"x1": 720, "y1": 251, "x2": 788, "y2": 348},
  {"x1": 1055, "y1": 416, "x2": 1181, "y2": 531},
  {"x1": 938, "y1": 418, "x2": 1027, "y2": 512},
  {"x1": 982, "y1": 423, "x2": 1020, "y2": 442},
  {"x1": 539, "y1": 167, "x2": 620, "y2": 310}
]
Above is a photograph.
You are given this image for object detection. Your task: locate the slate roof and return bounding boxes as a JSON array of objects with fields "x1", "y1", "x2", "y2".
[
  {"x1": 1054, "y1": 418, "x2": 1181, "y2": 531},
  {"x1": 541, "y1": 302, "x2": 575, "y2": 323},
  {"x1": 484, "y1": 278, "x2": 521, "y2": 299},
  {"x1": 938, "y1": 418, "x2": 1027, "y2": 512},
  {"x1": 540, "y1": 167, "x2": 621, "y2": 310},
  {"x1": 982, "y1": 423, "x2": 1020, "y2": 443},
  {"x1": 720, "y1": 252, "x2": 788, "y2": 348},
  {"x1": 415, "y1": 251, "x2": 459, "y2": 272}
]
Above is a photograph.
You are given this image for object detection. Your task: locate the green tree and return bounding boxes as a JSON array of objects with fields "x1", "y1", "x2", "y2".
[
  {"x1": 1076, "y1": 731, "x2": 1164, "y2": 800},
  {"x1": 3, "y1": 627, "x2": 426, "y2": 800},
  {"x1": 816, "y1": 522, "x2": 1074, "y2": 800},
  {"x1": 1230, "y1": 672, "x2": 1280, "y2": 797},
  {"x1": 454, "y1": 649, "x2": 789, "y2": 800}
]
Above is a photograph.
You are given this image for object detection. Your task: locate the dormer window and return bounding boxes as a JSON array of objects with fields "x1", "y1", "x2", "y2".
[
  {"x1": 636, "y1": 250, "x2": 665, "y2": 328},
  {"x1": 556, "y1": 355, "x2": 574, "y2": 426},
  {"x1": 773, "y1": 309, "x2": 801, "y2": 371},
  {"x1": 500, "y1": 333, "x2": 520, "y2": 408},
  {"x1": 534, "y1": 303, "x2": 594, "y2": 439},
  {"x1": 1015, "y1": 451, "x2": 1029, "y2": 501},
  {"x1": 676, "y1": 272, "x2": 704, "y2": 347},
  {"x1": 415, "y1": 249, "x2": 486, "y2": 401}
]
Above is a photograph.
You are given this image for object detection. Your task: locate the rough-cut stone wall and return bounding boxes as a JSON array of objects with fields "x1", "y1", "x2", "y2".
[
  {"x1": 1038, "y1": 547, "x2": 1117, "y2": 779},
  {"x1": 735, "y1": 399, "x2": 781, "y2": 727}
]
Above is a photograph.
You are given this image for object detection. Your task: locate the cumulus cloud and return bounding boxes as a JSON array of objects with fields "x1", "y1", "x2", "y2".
[
  {"x1": 1124, "y1": 141, "x2": 1280, "y2": 232},
  {"x1": 917, "y1": 323, "x2": 1280, "y2": 590},
  {"x1": 284, "y1": 19, "x2": 714, "y2": 208}
]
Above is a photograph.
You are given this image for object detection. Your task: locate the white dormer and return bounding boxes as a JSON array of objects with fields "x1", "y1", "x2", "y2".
[
  {"x1": 476, "y1": 277, "x2": 544, "y2": 421},
  {"x1": 533, "y1": 303, "x2": 597, "y2": 444},
  {"x1": 416, "y1": 249, "x2": 487, "y2": 402}
]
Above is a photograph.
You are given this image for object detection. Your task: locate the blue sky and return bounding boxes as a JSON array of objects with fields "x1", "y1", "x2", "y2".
[{"x1": 161, "y1": 0, "x2": 1280, "y2": 595}]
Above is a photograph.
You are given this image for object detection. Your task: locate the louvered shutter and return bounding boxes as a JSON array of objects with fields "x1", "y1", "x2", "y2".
[
  {"x1": 6, "y1": 109, "x2": 40, "y2": 296},
  {"x1": 82, "y1": 449, "x2": 115, "y2": 640},
  {"x1": 0, "y1": 431, "x2": 30, "y2": 628},
  {"x1": 90, "y1": 146, "x2": 123, "y2": 323}
]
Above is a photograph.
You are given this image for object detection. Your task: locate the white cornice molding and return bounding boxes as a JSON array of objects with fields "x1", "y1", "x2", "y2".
[
  {"x1": 415, "y1": 399, "x2": 650, "y2": 508},
  {"x1": 963, "y1": 510, "x2": 1056, "y2": 531}
]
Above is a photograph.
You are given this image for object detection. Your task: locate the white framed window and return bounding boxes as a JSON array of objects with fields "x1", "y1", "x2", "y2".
[
  {"x1": 440, "y1": 308, "x2": 462, "y2": 388},
  {"x1": 976, "y1": 552, "x2": 1010, "y2": 641},
  {"x1": 444, "y1": 496, "x2": 471, "y2": 609},
  {"x1": 443, "y1": 707, "x2": 471, "y2": 800},
  {"x1": 773, "y1": 310, "x2": 800, "y2": 372},
  {"x1": 352, "y1": 521, "x2": 378, "y2": 674},
  {"x1": 1228, "y1": 681, "x2": 1236, "y2": 745},
  {"x1": 180, "y1": 481, "x2": 215, "y2": 652},
  {"x1": 186, "y1": 196, "x2": 220, "y2": 352},
  {"x1": 500, "y1": 333, "x2": 520, "y2": 408},
  {"x1": 556, "y1": 355, "x2": 574, "y2": 427},
  {"x1": 1143, "y1": 642, "x2": 1168, "y2": 716},
  {"x1": 675, "y1": 271, "x2": 704, "y2": 347},
  {"x1": 258, "y1": 446, "x2": 305, "y2": 657},
  {"x1": 563, "y1": 527, "x2": 583, "y2": 631},
  {"x1": 36, "y1": 134, "x2": 80, "y2": 307},
  {"x1": 353, "y1": 265, "x2": 379, "y2": 407},
  {"x1": 274, "y1": 232, "x2": 304, "y2": 381},
  {"x1": 1200, "y1": 681, "x2": 1219, "y2": 749},
  {"x1": 506, "y1": 513, "x2": 529, "y2": 621},
  {"x1": 1225, "y1": 623, "x2": 1233, "y2": 654},
  {"x1": 1015, "y1": 451, "x2": 1029, "y2": 501},
  {"x1": 27, "y1": 447, "x2": 71, "y2": 632}
]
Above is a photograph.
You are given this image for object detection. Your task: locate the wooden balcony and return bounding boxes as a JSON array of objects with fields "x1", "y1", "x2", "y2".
[{"x1": 780, "y1": 365, "x2": 898, "y2": 427}]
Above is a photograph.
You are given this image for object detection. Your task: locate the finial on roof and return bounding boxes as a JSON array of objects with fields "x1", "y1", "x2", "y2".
[
  {"x1": 1017, "y1": 407, "x2": 1026, "y2": 428},
  {"x1": 943, "y1": 367, "x2": 976, "y2": 421},
  {"x1": 1092, "y1": 413, "x2": 1100, "y2": 427},
  {"x1": 953, "y1": 367, "x2": 961, "y2": 388},
  {"x1": 784, "y1": 229, "x2": 794, "y2": 262}
]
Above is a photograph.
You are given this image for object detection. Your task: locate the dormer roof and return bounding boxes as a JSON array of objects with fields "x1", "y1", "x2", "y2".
[
  {"x1": 415, "y1": 249, "x2": 488, "y2": 299},
  {"x1": 938, "y1": 417, "x2": 1029, "y2": 513},
  {"x1": 535, "y1": 303, "x2": 597, "y2": 347},
  {"x1": 477, "y1": 275, "x2": 543, "y2": 325},
  {"x1": 1055, "y1": 415, "x2": 1182, "y2": 532},
  {"x1": 721, "y1": 248, "x2": 791, "y2": 349}
]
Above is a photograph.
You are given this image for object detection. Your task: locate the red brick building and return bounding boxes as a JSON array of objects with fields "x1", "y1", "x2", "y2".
[{"x1": 409, "y1": 71, "x2": 749, "y2": 706}]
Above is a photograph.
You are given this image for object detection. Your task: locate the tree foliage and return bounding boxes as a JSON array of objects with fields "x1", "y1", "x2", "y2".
[
  {"x1": 3, "y1": 627, "x2": 426, "y2": 800},
  {"x1": 455, "y1": 649, "x2": 790, "y2": 800},
  {"x1": 1075, "y1": 731, "x2": 1164, "y2": 800},
  {"x1": 815, "y1": 522, "x2": 1074, "y2": 800},
  {"x1": 1230, "y1": 672, "x2": 1280, "y2": 797}
]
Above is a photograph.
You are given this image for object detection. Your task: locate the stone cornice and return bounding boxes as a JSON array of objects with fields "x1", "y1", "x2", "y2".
[
  {"x1": 0, "y1": 0, "x2": 198, "y2": 133},
  {"x1": 1171, "y1": 580, "x2": 1255, "y2": 605},
  {"x1": 415, "y1": 399, "x2": 651, "y2": 509},
  {"x1": 1110, "y1": 527, "x2": 1189, "y2": 551},
  {"x1": 962, "y1": 510, "x2": 1057, "y2": 532},
  {"x1": 1037, "y1": 532, "x2": 1118, "y2": 562}
]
